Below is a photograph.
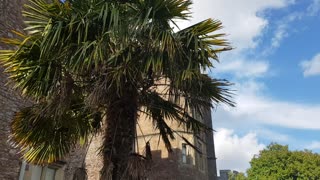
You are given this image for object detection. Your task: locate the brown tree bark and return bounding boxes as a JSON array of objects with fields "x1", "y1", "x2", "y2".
[{"x1": 101, "y1": 89, "x2": 138, "y2": 180}]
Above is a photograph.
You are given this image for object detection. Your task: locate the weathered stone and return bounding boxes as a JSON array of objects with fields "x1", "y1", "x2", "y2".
[{"x1": 0, "y1": 0, "x2": 28, "y2": 178}]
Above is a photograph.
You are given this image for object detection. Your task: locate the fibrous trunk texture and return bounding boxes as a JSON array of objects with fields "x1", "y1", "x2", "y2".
[{"x1": 101, "y1": 90, "x2": 137, "y2": 180}]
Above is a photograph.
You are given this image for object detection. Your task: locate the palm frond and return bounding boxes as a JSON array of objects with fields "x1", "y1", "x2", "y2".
[
  {"x1": 0, "y1": 34, "x2": 64, "y2": 99},
  {"x1": 169, "y1": 74, "x2": 235, "y2": 118},
  {"x1": 10, "y1": 100, "x2": 94, "y2": 164},
  {"x1": 138, "y1": 0, "x2": 192, "y2": 22},
  {"x1": 23, "y1": 0, "x2": 69, "y2": 35},
  {"x1": 176, "y1": 18, "x2": 231, "y2": 67}
]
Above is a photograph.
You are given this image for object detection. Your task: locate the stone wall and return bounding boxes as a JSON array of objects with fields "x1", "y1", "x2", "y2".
[
  {"x1": 0, "y1": 68, "x2": 26, "y2": 179},
  {"x1": 136, "y1": 112, "x2": 210, "y2": 180},
  {"x1": 0, "y1": 0, "x2": 28, "y2": 179},
  {"x1": 63, "y1": 133, "x2": 104, "y2": 180},
  {"x1": 63, "y1": 145, "x2": 88, "y2": 179},
  {"x1": 145, "y1": 147, "x2": 209, "y2": 180}
]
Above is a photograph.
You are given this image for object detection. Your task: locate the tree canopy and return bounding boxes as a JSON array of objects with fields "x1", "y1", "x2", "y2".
[
  {"x1": 247, "y1": 143, "x2": 320, "y2": 180},
  {"x1": 228, "y1": 171, "x2": 247, "y2": 180}
]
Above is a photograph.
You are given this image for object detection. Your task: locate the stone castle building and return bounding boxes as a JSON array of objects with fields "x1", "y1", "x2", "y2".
[{"x1": 0, "y1": 0, "x2": 218, "y2": 179}]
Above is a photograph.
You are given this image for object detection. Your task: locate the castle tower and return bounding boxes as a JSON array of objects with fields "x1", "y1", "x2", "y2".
[{"x1": 135, "y1": 106, "x2": 218, "y2": 180}]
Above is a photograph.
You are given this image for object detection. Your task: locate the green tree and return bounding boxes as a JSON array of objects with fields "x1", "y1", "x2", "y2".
[
  {"x1": 229, "y1": 171, "x2": 247, "y2": 180},
  {"x1": 247, "y1": 143, "x2": 320, "y2": 180},
  {"x1": 236, "y1": 173, "x2": 248, "y2": 180},
  {"x1": 0, "y1": 0, "x2": 234, "y2": 179}
]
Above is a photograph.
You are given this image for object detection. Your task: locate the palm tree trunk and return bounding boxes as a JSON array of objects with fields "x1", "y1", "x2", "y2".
[{"x1": 101, "y1": 89, "x2": 138, "y2": 180}]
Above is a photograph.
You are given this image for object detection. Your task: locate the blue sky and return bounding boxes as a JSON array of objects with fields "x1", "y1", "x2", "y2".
[{"x1": 180, "y1": 0, "x2": 320, "y2": 173}]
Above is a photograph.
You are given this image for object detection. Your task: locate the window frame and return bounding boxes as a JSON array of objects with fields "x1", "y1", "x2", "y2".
[
  {"x1": 19, "y1": 163, "x2": 59, "y2": 180},
  {"x1": 197, "y1": 140, "x2": 205, "y2": 171},
  {"x1": 181, "y1": 143, "x2": 187, "y2": 164}
]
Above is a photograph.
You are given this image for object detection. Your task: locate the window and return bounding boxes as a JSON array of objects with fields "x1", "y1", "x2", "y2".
[
  {"x1": 182, "y1": 143, "x2": 187, "y2": 164},
  {"x1": 197, "y1": 141, "x2": 205, "y2": 171},
  {"x1": 44, "y1": 167, "x2": 56, "y2": 180},
  {"x1": 19, "y1": 162, "x2": 61, "y2": 180},
  {"x1": 31, "y1": 165, "x2": 43, "y2": 180}
]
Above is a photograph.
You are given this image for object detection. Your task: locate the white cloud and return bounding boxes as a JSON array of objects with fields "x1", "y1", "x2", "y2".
[
  {"x1": 179, "y1": 0, "x2": 294, "y2": 51},
  {"x1": 307, "y1": 0, "x2": 320, "y2": 16},
  {"x1": 266, "y1": 0, "x2": 320, "y2": 54},
  {"x1": 215, "y1": 128, "x2": 265, "y2": 173},
  {"x1": 213, "y1": 58, "x2": 269, "y2": 78},
  {"x1": 301, "y1": 53, "x2": 320, "y2": 77},
  {"x1": 254, "y1": 129, "x2": 290, "y2": 142},
  {"x1": 263, "y1": 11, "x2": 303, "y2": 55},
  {"x1": 215, "y1": 80, "x2": 320, "y2": 130},
  {"x1": 271, "y1": 23, "x2": 289, "y2": 49},
  {"x1": 307, "y1": 141, "x2": 320, "y2": 150}
]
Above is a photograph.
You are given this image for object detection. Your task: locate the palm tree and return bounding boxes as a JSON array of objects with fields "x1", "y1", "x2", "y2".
[{"x1": 0, "y1": 0, "x2": 234, "y2": 179}]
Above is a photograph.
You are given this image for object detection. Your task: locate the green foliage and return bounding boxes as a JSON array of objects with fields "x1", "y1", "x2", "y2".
[
  {"x1": 229, "y1": 171, "x2": 247, "y2": 180},
  {"x1": 0, "y1": 0, "x2": 234, "y2": 167},
  {"x1": 247, "y1": 143, "x2": 320, "y2": 180}
]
